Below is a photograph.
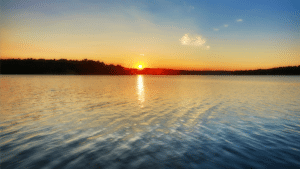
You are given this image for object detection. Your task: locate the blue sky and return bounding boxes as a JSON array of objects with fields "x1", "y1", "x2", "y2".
[{"x1": 1, "y1": 0, "x2": 300, "y2": 70}]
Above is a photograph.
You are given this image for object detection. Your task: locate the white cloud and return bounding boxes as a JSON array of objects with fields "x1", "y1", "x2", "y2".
[
  {"x1": 194, "y1": 37, "x2": 206, "y2": 46},
  {"x1": 224, "y1": 24, "x2": 228, "y2": 27},
  {"x1": 206, "y1": 46, "x2": 210, "y2": 50},
  {"x1": 237, "y1": 19, "x2": 243, "y2": 22},
  {"x1": 213, "y1": 28, "x2": 219, "y2": 31},
  {"x1": 179, "y1": 34, "x2": 206, "y2": 47},
  {"x1": 180, "y1": 34, "x2": 192, "y2": 45}
]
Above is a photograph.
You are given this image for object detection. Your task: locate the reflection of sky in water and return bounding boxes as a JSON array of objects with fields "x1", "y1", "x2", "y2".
[
  {"x1": 1, "y1": 76, "x2": 300, "y2": 169},
  {"x1": 137, "y1": 75, "x2": 145, "y2": 107}
]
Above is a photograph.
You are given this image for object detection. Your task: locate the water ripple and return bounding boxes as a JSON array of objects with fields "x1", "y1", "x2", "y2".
[{"x1": 1, "y1": 75, "x2": 300, "y2": 168}]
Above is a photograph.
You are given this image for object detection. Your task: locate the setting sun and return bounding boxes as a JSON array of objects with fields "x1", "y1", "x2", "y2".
[{"x1": 135, "y1": 61, "x2": 145, "y2": 70}]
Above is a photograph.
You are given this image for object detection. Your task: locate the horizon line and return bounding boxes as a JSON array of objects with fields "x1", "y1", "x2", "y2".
[{"x1": 1, "y1": 57, "x2": 299, "y2": 72}]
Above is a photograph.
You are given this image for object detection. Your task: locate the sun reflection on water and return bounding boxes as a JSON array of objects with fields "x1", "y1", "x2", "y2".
[
  {"x1": 137, "y1": 75, "x2": 145, "y2": 107},
  {"x1": 1, "y1": 76, "x2": 300, "y2": 169}
]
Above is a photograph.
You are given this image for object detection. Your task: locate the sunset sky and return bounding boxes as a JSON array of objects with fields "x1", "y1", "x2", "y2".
[{"x1": 1, "y1": 0, "x2": 300, "y2": 70}]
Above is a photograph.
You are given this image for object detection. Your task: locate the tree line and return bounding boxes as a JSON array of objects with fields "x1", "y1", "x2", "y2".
[
  {"x1": 1, "y1": 58, "x2": 299, "y2": 75},
  {"x1": 0, "y1": 58, "x2": 127, "y2": 75}
]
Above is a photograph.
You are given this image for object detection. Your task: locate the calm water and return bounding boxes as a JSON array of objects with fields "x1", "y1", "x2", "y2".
[{"x1": 1, "y1": 75, "x2": 300, "y2": 169}]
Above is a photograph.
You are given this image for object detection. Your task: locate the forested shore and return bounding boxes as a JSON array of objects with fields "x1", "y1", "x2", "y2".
[{"x1": 1, "y1": 58, "x2": 299, "y2": 75}]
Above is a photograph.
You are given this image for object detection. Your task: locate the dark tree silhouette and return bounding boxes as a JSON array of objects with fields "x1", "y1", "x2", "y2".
[
  {"x1": 0, "y1": 58, "x2": 127, "y2": 75},
  {"x1": 1, "y1": 58, "x2": 299, "y2": 75}
]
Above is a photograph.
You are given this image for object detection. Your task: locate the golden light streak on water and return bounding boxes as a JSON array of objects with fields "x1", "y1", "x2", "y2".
[
  {"x1": 137, "y1": 75, "x2": 145, "y2": 107},
  {"x1": 1, "y1": 75, "x2": 300, "y2": 169}
]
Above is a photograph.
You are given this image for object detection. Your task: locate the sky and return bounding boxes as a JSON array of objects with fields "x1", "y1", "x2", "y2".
[{"x1": 1, "y1": 0, "x2": 300, "y2": 70}]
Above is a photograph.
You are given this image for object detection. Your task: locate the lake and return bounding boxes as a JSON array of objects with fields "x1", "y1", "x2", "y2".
[{"x1": 1, "y1": 75, "x2": 300, "y2": 169}]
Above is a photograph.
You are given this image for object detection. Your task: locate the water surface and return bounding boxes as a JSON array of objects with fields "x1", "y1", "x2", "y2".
[{"x1": 1, "y1": 75, "x2": 300, "y2": 168}]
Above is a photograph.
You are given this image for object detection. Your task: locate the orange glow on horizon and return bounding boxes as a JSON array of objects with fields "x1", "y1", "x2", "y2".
[{"x1": 134, "y1": 61, "x2": 146, "y2": 70}]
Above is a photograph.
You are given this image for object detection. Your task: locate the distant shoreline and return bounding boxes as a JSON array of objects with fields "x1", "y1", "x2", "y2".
[{"x1": 1, "y1": 58, "x2": 300, "y2": 75}]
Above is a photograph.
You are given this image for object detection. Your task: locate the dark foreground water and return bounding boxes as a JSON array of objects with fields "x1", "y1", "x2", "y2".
[{"x1": 1, "y1": 75, "x2": 300, "y2": 169}]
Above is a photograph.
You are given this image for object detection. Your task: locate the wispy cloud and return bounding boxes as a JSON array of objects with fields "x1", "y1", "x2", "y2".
[
  {"x1": 224, "y1": 24, "x2": 228, "y2": 27},
  {"x1": 237, "y1": 19, "x2": 243, "y2": 22},
  {"x1": 193, "y1": 37, "x2": 206, "y2": 46},
  {"x1": 180, "y1": 34, "x2": 191, "y2": 45},
  {"x1": 213, "y1": 28, "x2": 219, "y2": 31},
  {"x1": 206, "y1": 46, "x2": 210, "y2": 50},
  {"x1": 180, "y1": 34, "x2": 206, "y2": 47}
]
